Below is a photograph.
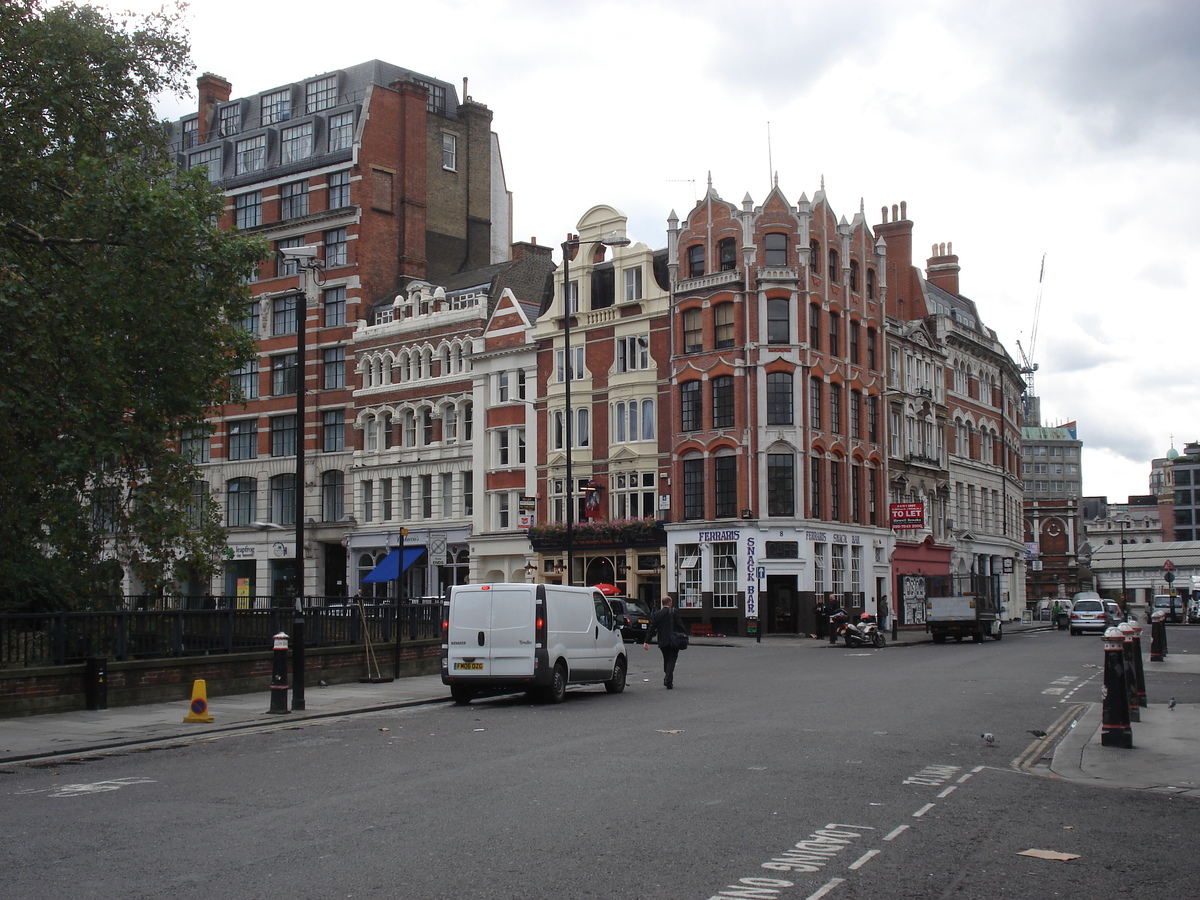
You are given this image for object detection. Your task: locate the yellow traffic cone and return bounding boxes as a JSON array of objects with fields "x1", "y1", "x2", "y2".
[{"x1": 183, "y1": 679, "x2": 214, "y2": 723}]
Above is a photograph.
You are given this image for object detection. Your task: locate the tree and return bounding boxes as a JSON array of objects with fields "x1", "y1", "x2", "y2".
[{"x1": 0, "y1": 2, "x2": 264, "y2": 610}]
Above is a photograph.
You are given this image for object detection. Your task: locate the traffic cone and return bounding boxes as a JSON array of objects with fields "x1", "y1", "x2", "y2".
[{"x1": 183, "y1": 679, "x2": 215, "y2": 723}]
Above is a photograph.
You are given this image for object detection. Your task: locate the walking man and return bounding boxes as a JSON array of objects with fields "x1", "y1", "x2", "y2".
[{"x1": 644, "y1": 597, "x2": 686, "y2": 689}]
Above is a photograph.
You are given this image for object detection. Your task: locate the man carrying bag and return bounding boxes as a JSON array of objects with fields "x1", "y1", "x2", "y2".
[{"x1": 643, "y1": 596, "x2": 688, "y2": 689}]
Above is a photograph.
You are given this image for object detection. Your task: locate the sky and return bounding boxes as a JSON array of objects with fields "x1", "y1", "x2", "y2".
[{"x1": 96, "y1": 0, "x2": 1200, "y2": 501}]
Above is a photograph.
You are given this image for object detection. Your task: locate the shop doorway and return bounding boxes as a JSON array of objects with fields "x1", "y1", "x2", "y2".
[{"x1": 766, "y1": 574, "x2": 799, "y2": 634}]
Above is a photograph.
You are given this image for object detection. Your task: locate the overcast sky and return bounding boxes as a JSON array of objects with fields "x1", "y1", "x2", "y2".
[{"x1": 102, "y1": 0, "x2": 1200, "y2": 502}]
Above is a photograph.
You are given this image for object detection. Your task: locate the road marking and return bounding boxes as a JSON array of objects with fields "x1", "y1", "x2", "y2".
[
  {"x1": 1041, "y1": 687, "x2": 1066, "y2": 695},
  {"x1": 883, "y1": 825, "x2": 909, "y2": 842},
  {"x1": 956, "y1": 772, "x2": 975, "y2": 784},
  {"x1": 46, "y1": 777, "x2": 155, "y2": 798},
  {"x1": 848, "y1": 849, "x2": 880, "y2": 870},
  {"x1": 912, "y1": 802, "x2": 935, "y2": 818},
  {"x1": 937, "y1": 785, "x2": 957, "y2": 798},
  {"x1": 806, "y1": 879, "x2": 845, "y2": 900}
]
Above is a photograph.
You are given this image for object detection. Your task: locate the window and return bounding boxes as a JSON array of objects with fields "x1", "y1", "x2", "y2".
[
  {"x1": 810, "y1": 457, "x2": 822, "y2": 518},
  {"x1": 681, "y1": 381, "x2": 702, "y2": 432},
  {"x1": 849, "y1": 259, "x2": 860, "y2": 292},
  {"x1": 810, "y1": 378, "x2": 823, "y2": 429},
  {"x1": 810, "y1": 240, "x2": 821, "y2": 275},
  {"x1": 766, "y1": 372, "x2": 793, "y2": 425},
  {"x1": 321, "y1": 470, "x2": 344, "y2": 521},
  {"x1": 442, "y1": 132, "x2": 457, "y2": 170},
  {"x1": 616, "y1": 335, "x2": 650, "y2": 372},
  {"x1": 719, "y1": 237, "x2": 737, "y2": 271},
  {"x1": 613, "y1": 471, "x2": 657, "y2": 519},
  {"x1": 417, "y1": 80, "x2": 447, "y2": 113},
  {"x1": 238, "y1": 301, "x2": 260, "y2": 336},
  {"x1": 828, "y1": 249, "x2": 839, "y2": 280},
  {"x1": 180, "y1": 428, "x2": 210, "y2": 464},
  {"x1": 323, "y1": 285, "x2": 345, "y2": 326},
  {"x1": 828, "y1": 312, "x2": 839, "y2": 356},
  {"x1": 556, "y1": 346, "x2": 584, "y2": 383},
  {"x1": 226, "y1": 478, "x2": 256, "y2": 526},
  {"x1": 768, "y1": 454, "x2": 795, "y2": 517},
  {"x1": 234, "y1": 191, "x2": 261, "y2": 229},
  {"x1": 683, "y1": 308, "x2": 703, "y2": 353},
  {"x1": 322, "y1": 410, "x2": 344, "y2": 452},
  {"x1": 231, "y1": 359, "x2": 259, "y2": 401},
  {"x1": 849, "y1": 321, "x2": 860, "y2": 365},
  {"x1": 328, "y1": 111, "x2": 354, "y2": 151},
  {"x1": 306, "y1": 76, "x2": 337, "y2": 113},
  {"x1": 715, "y1": 456, "x2": 737, "y2": 519},
  {"x1": 261, "y1": 90, "x2": 291, "y2": 125},
  {"x1": 830, "y1": 459, "x2": 842, "y2": 520},
  {"x1": 712, "y1": 376, "x2": 734, "y2": 429},
  {"x1": 190, "y1": 147, "x2": 222, "y2": 182},
  {"x1": 272, "y1": 353, "x2": 297, "y2": 395},
  {"x1": 687, "y1": 244, "x2": 704, "y2": 277},
  {"x1": 218, "y1": 104, "x2": 240, "y2": 137},
  {"x1": 831, "y1": 543, "x2": 845, "y2": 593},
  {"x1": 809, "y1": 304, "x2": 821, "y2": 348},
  {"x1": 228, "y1": 420, "x2": 258, "y2": 461},
  {"x1": 328, "y1": 170, "x2": 350, "y2": 208},
  {"x1": 683, "y1": 458, "x2": 704, "y2": 519},
  {"x1": 235, "y1": 135, "x2": 266, "y2": 175},
  {"x1": 678, "y1": 543, "x2": 702, "y2": 608},
  {"x1": 281, "y1": 181, "x2": 308, "y2": 219},
  {"x1": 496, "y1": 430, "x2": 511, "y2": 466},
  {"x1": 271, "y1": 415, "x2": 297, "y2": 457},
  {"x1": 623, "y1": 266, "x2": 643, "y2": 302},
  {"x1": 867, "y1": 328, "x2": 878, "y2": 369},
  {"x1": 281, "y1": 122, "x2": 313, "y2": 163},
  {"x1": 422, "y1": 474, "x2": 433, "y2": 518},
  {"x1": 867, "y1": 268, "x2": 877, "y2": 300},
  {"x1": 764, "y1": 232, "x2": 787, "y2": 266},
  {"x1": 423, "y1": 408, "x2": 434, "y2": 446},
  {"x1": 851, "y1": 463, "x2": 862, "y2": 523},
  {"x1": 766, "y1": 297, "x2": 790, "y2": 344},
  {"x1": 715, "y1": 303, "x2": 735, "y2": 348},
  {"x1": 323, "y1": 346, "x2": 345, "y2": 389},
  {"x1": 830, "y1": 384, "x2": 842, "y2": 433},
  {"x1": 713, "y1": 542, "x2": 738, "y2": 607},
  {"x1": 850, "y1": 390, "x2": 862, "y2": 440},
  {"x1": 270, "y1": 474, "x2": 296, "y2": 526},
  {"x1": 324, "y1": 227, "x2": 347, "y2": 267},
  {"x1": 277, "y1": 237, "x2": 304, "y2": 276},
  {"x1": 273, "y1": 293, "x2": 297, "y2": 335}
]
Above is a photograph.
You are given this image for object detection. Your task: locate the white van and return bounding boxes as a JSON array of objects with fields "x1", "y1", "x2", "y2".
[{"x1": 441, "y1": 583, "x2": 627, "y2": 704}]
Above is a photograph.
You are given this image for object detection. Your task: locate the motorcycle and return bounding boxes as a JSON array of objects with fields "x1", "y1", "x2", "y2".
[{"x1": 835, "y1": 613, "x2": 886, "y2": 648}]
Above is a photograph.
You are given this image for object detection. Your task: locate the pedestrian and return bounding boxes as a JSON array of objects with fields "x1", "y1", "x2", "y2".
[
  {"x1": 827, "y1": 593, "x2": 843, "y2": 645},
  {"x1": 878, "y1": 595, "x2": 889, "y2": 631},
  {"x1": 814, "y1": 596, "x2": 828, "y2": 640},
  {"x1": 1052, "y1": 600, "x2": 1062, "y2": 629},
  {"x1": 643, "y1": 596, "x2": 687, "y2": 689}
]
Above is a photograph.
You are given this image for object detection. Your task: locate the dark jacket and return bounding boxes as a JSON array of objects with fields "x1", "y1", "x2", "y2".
[{"x1": 645, "y1": 605, "x2": 685, "y2": 648}]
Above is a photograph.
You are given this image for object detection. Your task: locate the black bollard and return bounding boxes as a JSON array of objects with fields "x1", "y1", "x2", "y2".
[
  {"x1": 269, "y1": 631, "x2": 290, "y2": 714},
  {"x1": 1118, "y1": 623, "x2": 1139, "y2": 723},
  {"x1": 1129, "y1": 621, "x2": 1148, "y2": 708},
  {"x1": 1101, "y1": 627, "x2": 1133, "y2": 748},
  {"x1": 292, "y1": 611, "x2": 306, "y2": 712},
  {"x1": 1150, "y1": 613, "x2": 1165, "y2": 661}
]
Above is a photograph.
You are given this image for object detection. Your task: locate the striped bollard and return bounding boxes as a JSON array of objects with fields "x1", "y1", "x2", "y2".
[{"x1": 1101, "y1": 627, "x2": 1133, "y2": 748}]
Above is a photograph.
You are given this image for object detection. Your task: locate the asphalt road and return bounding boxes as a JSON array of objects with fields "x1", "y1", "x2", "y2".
[{"x1": 4, "y1": 628, "x2": 1199, "y2": 899}]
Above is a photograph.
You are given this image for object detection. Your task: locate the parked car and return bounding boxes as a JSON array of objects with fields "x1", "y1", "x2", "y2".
[
  {"x1": 1069, "y1": 598, "x2": 1111, "y2": 635},
  {"x1": 1103, "y1": 600, "x2": 1130, "y2": 626},
  {"x1": 608, "y1": 597, "x2": 653, "y2": 643},
  {"x1": 1151, "y1": 594, "x2": 1184, "y2": 624}
]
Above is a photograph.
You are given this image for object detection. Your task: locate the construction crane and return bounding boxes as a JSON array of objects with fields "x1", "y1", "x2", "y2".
[{"x1": 1016, "y1": 254, "x2": 1046, "y2": 420}]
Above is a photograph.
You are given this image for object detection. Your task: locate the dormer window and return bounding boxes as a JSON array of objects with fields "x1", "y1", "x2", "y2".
[
  {"x1": 261, "y1": 89, "x2": 291, "y2": 125},
  {"x1": 687, "y1": 244, "x2": 704, "y2": 277},
  {"x1": 764, "y1": 233, "x2": 787, "y2": 266}
]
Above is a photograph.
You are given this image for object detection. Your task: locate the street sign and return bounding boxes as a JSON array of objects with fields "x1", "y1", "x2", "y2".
[
  {"x1": 889, "y1": 502, "x2": 924, "y2": 529},
  {"x1": 430, "y1": 532, "x2": 447, "y2": 566},
  {"x1": 1164, "y1": 559, "x2": 1175, "y2": 571}
]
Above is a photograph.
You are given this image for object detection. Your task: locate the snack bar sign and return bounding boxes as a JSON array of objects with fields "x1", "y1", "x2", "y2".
[{"x1": 889, "y1": 502, "x2": 925, "y2": 530}]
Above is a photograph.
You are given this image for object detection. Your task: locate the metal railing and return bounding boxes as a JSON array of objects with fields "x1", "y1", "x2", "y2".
[{"x1": 0, "y1": 602, "x2": 442, "y2": 668}]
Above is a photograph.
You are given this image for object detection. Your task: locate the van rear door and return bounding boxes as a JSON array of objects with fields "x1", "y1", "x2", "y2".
[{"x1": 446, "y1": 585, "x2": 536, "y2": 677}]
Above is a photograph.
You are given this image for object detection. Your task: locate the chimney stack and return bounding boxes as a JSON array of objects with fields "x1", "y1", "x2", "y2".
[
  {"x1": 197, "y1": 73, "x2": 232, "y2": 144},
  {"x1": 926, "y1": 241, "x2": 961, "y2": 296}
]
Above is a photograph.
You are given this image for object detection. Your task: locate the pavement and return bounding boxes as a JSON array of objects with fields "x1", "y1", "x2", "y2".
[{"x1": 2, "y1": 621, "x2": 1197, "y2": 799}]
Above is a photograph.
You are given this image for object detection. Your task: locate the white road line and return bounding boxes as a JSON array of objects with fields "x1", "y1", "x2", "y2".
[
  {"x1": 971, "y1": 766, "x2": 985, "y2": 773},
  {"x1": 848, "y1": 849, "x2": 880, "y2": 870},
  {"x1": 806, "y1": 878, "x2": 845, "y2": 900},
  {"x1": 937, "y1": 785, "x2": 957, "y2": 798},
  {"x1": 956, "y1": 772, "x2": 974, "y2": 784},
  {"x1": 912, "y1": 802, "x2": 935, "y2": 818},
  {"x1": 883, "y1": 824, "x2": 910, "y2": 842}
]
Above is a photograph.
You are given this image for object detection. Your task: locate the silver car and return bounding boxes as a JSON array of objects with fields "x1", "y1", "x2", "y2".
[{"x1": 1069, "y1": 598, "x2": 1109, "y2": 635}]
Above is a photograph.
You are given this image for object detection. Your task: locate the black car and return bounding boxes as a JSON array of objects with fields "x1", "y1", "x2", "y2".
[{"x1": 608, "y1": 597, "x2": 652, "y2": 642}]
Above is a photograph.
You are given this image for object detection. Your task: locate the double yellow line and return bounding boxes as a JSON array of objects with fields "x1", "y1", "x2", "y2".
[{"x1": 1012, "y1": 703, "x2": 1089, "y2": 770}]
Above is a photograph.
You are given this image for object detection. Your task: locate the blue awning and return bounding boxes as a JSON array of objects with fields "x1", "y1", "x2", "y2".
[{"x1": 361, "y1": 547, "x2": 426, "y2": 583}]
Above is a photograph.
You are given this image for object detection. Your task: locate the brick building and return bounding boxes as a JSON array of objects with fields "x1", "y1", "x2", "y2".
[
  {"x1": 167, "y1": 61, "x2": 510, "y2": 600},
  {"x1": 664, "y1": 180, "x2": 893, "y2": 636}
]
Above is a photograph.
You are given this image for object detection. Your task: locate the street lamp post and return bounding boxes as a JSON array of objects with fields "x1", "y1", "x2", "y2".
[
  {"x1": 559, "y1": 231, "x2": 629, "y2": 586},
  {"x1": 280, "y1": 245, "x2": 324, "y2": 711},
  {"x1": 1118, "y1": 517, "x2": 1130, "y2": 610}
]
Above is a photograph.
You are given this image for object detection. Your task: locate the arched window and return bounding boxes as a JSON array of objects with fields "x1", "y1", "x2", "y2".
[
  {"x1": 270, "y1": 473, "x2": 296, "y2": 526},
  {"x1": 365, "y1": 414, "x2": 378, "y2": 452},
  {"x1": 641, "y1": 399, "x2": 655, "y2": 441},
  {"x1": 849, "y1": 259, "x2": 860, "y2": 292},
  {"x1": 226, "y1": 478, "x2": 257, "y2": 526},
  {"x1": 810, "y1": 239, "x2": 821, "y2": 275},
  {"x1": 867, "y1": 268, "x2": 877, "y2": 300},
  {"x1": 828, "y1": 248, "x2": 840, "y2": 281}
]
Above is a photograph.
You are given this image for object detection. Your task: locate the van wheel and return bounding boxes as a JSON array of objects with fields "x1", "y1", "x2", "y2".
[
  {"x1": 450, "y1": 684, "x2": 474, "y2": 705},
  {"x1": 605, "y1": 658, "x2": 627, "y2": 694},
  {"x1": 544, "y1": 662, "x2": 567, "y2": 704}
]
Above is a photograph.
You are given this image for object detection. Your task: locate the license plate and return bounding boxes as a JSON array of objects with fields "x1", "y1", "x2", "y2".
[{"x1": 454, "y1": 662, "x2": 483, "y2": 670}]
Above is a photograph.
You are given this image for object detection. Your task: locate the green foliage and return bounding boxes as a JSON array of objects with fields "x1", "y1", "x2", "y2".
[{"x1": 0, "y1": 2, "x2": 265, "y2": 610}]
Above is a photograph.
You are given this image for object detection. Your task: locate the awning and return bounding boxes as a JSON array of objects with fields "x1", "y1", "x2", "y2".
[{"x1": 361, "y1": 547, "x2": 426, "y2": 583}]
